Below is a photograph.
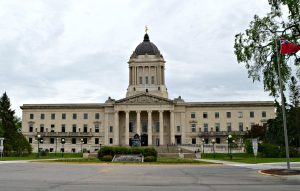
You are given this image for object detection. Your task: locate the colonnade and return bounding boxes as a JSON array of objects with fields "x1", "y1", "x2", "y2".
[{"x1": 105, "y1": 110, "x2": 175, "y2": 146}]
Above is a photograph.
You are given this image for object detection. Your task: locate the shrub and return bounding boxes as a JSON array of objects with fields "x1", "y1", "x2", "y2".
[
  {"x1": 244, "y1": 139, "x2": 253, "y2": 154},
  {"x1": 259, "y1": 143, "x2": 280, "y2": 158},
  {"x1": 144, "y1": 156, "x2": 157, "y2": 162},
  {"x1": 279, "y1": 146, "x2": 299, "y2": 158},
  {"x1": 144, "y1": 147, "x2": 157, "y2": 158},
  {"x1": 101, "y1": 155, "x2": 113, "y2": 162},
  {"x1": 97, "y1": 146, "x2": 158, "y2": 161}
]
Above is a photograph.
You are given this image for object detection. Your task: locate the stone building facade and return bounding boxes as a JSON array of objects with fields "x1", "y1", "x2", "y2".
[{"x1": 21, "y1": 33, "x2": 275, "y2": 153}]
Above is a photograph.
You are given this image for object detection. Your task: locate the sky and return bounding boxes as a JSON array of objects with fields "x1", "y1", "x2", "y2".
[{"x1": 0, "y1": 0, "x2": 274, "y2": 117}]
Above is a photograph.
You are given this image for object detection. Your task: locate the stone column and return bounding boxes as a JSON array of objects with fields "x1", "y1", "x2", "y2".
[
  {"x1": 159, "y1": 110, "x2": 164, "y2": 145},
  {"x1": 181, "y1": 112, "x2": 186, "y2": 144},
  {"x1": 170, "y1": 111, "x2": 175, "y2": 144},
  {"x1": 125, "y1": 111, "x2": 130, "y2": 146},
  {"x1": 147, "y1": 110, "x2": 152, "y2": 145},
  {"x1": 114, "y1": 111, "x2": 119, "y2": 145},
  {"x1": 104, "y1": 113, "x2": 109, "y2": 145},
  {"x1": 136, "y1": 110, "x2": 141, "y2": 135}
]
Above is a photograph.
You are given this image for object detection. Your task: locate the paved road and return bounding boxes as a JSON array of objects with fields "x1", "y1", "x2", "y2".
[{"x1": 0, "y1": 162, "x2": 299, "y2": 191}]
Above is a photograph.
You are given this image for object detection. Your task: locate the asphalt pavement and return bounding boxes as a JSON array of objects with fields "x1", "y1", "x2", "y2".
[{"x1": 0, "y1": 161, "x2": 300, "y2": 191}]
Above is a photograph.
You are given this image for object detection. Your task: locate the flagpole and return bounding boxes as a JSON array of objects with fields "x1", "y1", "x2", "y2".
[{"x1": 275, "y1": 34, "x2": 290, "y2": 170}]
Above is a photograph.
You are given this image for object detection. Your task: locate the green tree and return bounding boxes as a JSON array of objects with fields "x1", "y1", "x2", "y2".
[
  {"x1": 0, "y1": 92, "x2": 32, "y2": 156},
  {"x1": 234, "y1": 0, "x2": 300, "y2": 97},
  {"x1": 289, "y1": 76, "x2": 300, "y2": 107}
]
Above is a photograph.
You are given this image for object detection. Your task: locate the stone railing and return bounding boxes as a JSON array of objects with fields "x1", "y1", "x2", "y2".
[{"x1": 37, "y1": 132, "x2": 93, "y2": 137}]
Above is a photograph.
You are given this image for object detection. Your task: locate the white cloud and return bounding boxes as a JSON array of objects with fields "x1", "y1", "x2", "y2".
[{"x1": 0, "y1": 0, "x2": 274, "y2": 117}]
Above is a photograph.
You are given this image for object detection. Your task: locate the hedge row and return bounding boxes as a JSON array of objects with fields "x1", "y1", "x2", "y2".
[{"x1": 97, "y1": 146, "x2": 158, "y2": 162}]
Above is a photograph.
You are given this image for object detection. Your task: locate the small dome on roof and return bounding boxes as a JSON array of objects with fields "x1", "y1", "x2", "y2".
[{"x1": 132, "y1": 33, "x2": 162, "y2": 57}]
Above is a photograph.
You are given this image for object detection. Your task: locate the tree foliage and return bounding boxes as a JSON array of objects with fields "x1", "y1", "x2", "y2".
[
  {"x1": 0, "y1": 92, "x2": 32, "y2": 156},
  {"x1": 289, "y1": 76, "x2": 300, "y2": 107},
  {"x1": 234, "y1": 0, "x2": 300, "y2": 97}
]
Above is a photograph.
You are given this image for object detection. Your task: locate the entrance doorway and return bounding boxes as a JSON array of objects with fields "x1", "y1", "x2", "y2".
[
  {"x1": 175, "y1": 135, "x2": 181, "y2": 145},
  {"x1": 141, "y1": 134, "x2": 148, "y2": 146}
]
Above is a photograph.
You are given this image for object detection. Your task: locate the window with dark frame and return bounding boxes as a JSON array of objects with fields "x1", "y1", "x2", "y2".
[
  {"x1": 262, "y1": 111, "x2": 267, "y2": 118},
  {"x1": 84, "y1": 113, "x2": 88, "y2": 119},
  {"x1": 41, "y1": 113, "x2": 45, "y2": 120},
  {"x1": 51, "y1": 113, "x2": 55, "y2": 120},
  {"x1": 95, "y1": 138, "x2": 99, "y2": 144},
  {"x1": 192, "y1": 138, "x2": 196, "y2": 144},
  {"x1": 215, "y1": 112, "x2": 219, "y2": 118},
  {"x1": 250, "y1": 111, "x2": 254, "y2": 118},
  {"x1": 50, "y1": 138, "x2": 55, "y2": 144},
  {"x1": 95, "y1": 113, "x2": 100, "y2": 119},
  {"x1": 61, "y1": 124, "x2": 66, "y2": 132},
  {"x1": 62, "y1": 113, "x2": 66, "y2": 120},
  {"x1": 72, "y1": 138, "x2": 76, "y2": 144},
  {"x1": 30, "y1": 113, "x2": 34, "y2": 119},
  {"x1": 226, "y1": 112, "x2": 231, "y2": 118},
  {"x1": 203, "y1": 112, "x2": 208, "y2": 118},
  {"x1": 109, "y1": 138, "x2": 113, "y2": 144},
  {"x1": 73, "y1": 113, "x2": 77, "y2": 120},
  {"x1": 191, "y1": 112, "x2": 196, "y2": 118},
  {"x1": 95, "y1": 124, "x2": 99, "y2": 133}
]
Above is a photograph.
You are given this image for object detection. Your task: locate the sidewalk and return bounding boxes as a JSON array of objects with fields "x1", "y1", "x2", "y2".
[{"x1": 196, "y1": 158, "x2": 300, "y2": 170}]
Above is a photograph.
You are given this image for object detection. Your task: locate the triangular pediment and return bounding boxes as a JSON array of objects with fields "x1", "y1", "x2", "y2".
[{"x1": 116, "y1": 93, "x2": 173, "y2": 105}]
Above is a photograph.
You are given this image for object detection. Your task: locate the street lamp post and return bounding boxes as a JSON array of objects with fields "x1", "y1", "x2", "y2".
[
  {"x1": 227, "y1": 135, "x2": 233, "y2": 160},
  {"x1": 202, "y1": 139, "x2": 205, "y2": 154},
  {"x1": 37, "y1": 134, "x2": 41, "y2": 158},
  {"x1": 61, "y1": 138, "x2": 65, "y2": 158},
  {"x1": 211, "y1": 139, "x2": 216, "y2": 159},
  {"x1": 55, "y1": 137, "x2": 59, "y2": 156},
  {"x1": 80, "y1": 138, "x2": 83, "y2": 154}
]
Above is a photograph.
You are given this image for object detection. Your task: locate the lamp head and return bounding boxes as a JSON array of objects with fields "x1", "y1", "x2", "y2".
[{"x1": 37, "y1": 134, "x2": 41, "y2": 138}]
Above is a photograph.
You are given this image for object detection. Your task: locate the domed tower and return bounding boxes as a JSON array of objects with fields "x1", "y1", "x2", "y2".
[{"x1": 126, "y1": 32, "x2": 168, "y2": 98}]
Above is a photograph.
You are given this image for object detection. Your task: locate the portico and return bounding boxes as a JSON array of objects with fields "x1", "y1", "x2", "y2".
[{"x1": 109, "y1": 93, "x2": 176, "y2": 146}]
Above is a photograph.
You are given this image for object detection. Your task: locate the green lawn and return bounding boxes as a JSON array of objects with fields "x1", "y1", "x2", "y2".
[
  {"x1": 201, "y1": 153, "x2": 300, "y2": 164},
  {"x1": 0, "y1": 153, "x2": 82, "y2": 161}
]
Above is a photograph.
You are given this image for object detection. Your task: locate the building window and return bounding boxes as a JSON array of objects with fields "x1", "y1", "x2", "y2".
[
  {"x1": 61, "y1": 124, "x2": 66, "y2": 133},
  {"x1": 151, "y1": 76, "x2": 154, "y2": 84},
  {"x1": 40, "y1": 113, "x2": 45, "y2": 120},
  {"x1": 156, "y1": 122, "x2": 160, "y2": 132},
  {"x1": 142, "y1": 122, "x2": 147, "y2": 133},
  {"x1": 204, "y1": 138, "x2": 209, "y2": 144},
  {"x1": 62, "y1": 113, "x2": 66, "y2": 120},
  {"x1": 95, "y1": 138, "x2": 99, "y2": 144},
  {"x1": 139, "y1": 76, "x2": 143, "y2": 84},
  {"x1": 215, "y1": 123, "x2": 220, "y2": 132},
  {"x1": 227, "y1": 122, "x2": 232, "y2": 132},
  {"x1": 191, "y1": 112, "x2": 196, "y2": 118},
  {"x1": 145, "y1": 76, "x2": 148, "y2": 84},
  {"x1": 177, "y1": 126, "x2": 180, "y2": 133},
  {"x1": 204, "y1": 123, "x2": 208, "y2": 132},
  {"x1": 129, "y1": 122, "x2": 133, "y2": 132},
  {"x1": 83, "y1": 124, "x2": 88, "y2": 133},
  {"x1": 215, "y1": 112, "x2": 219, "y2": 119},
  {"x1": 72, "y1": 124, "x2": 76, "y2": 132},
  {"x1": 30, "y1": 113, "x2": 34, "y2": 119},
  {"x1": 83, "y1": 138, "x2": 88, "y2": 144},
  {"x1": 40, "y1": 125, "x2": 44, "y2": 132},
  {"x1": 29, "y1": 125, "x2": 33, "y2": 132},
  {"x1": 109, "y1": 138, "x2": 113, "y2": 144},
  {"x1": 109, "y1": 126, "x2": 113, "y2": 133},
  {"x1": 203, "y1": 112, "x2": 208, "y2": 118},
  {"x1": 250, "y1": 111, "x2": 254, "y2": 118},
  {"x1": 50, "y1": 124, "x2": 55, "y2": 132},
  {"x1": 73, "y1": 113, "x2": 77, "y2": 120},
  {"x1": 262, "y1": 111, "x2": 267, "y2": 118},
  {"x1": 216, "y1": 138, "x2": 221, "y2": 144},
  {"x1": 84, "y1": 113, "x2": 88, "y2": 119},
  {"x1": 191, "y1": 124, "x2": 196, "y2": 132},
  {"x1": 226, "y1": 112, "x2": 231, "y2": 118},
  {"x1": 238, "y1": 112, "x2": 243, "y2": 118},
  {"x1": 239, "y1": 122, "x2": 243, "y2": 132},
  {"x1": 72, "y1": 138, "x2": 76, "y2": 144},
  {"x1": 95, "y1": 113, "x2": 100, "y2": 119},
  {"x1": 29, "y1": 137, "x2": 32, "y2": 143},
  {"x1": 51, "y1": 113, "x2": 55, "y2": 120},
  {"x1": 50, "y1": 138, "x2": 55, "y2": 144},
  {"x1": 192, "y1": 138, "x2": 196, "y2": 144},
  {"x1": 250, "y1": 123, "x2": 255, "y2": 129},
  {"x1": 95, "y1": 124, "x2": 99, "y2": 133}
]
